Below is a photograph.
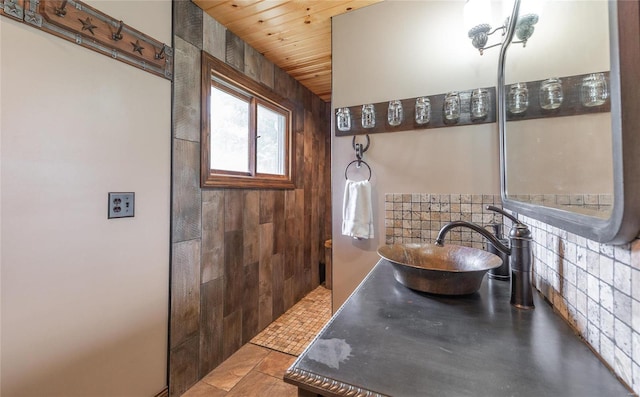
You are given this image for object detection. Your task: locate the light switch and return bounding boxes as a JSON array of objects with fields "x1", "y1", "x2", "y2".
[{"x1": 108, "y1": 192, "x2": 135, "y2": 219}]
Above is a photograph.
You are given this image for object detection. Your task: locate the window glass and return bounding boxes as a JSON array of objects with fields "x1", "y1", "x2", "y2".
[
  {"x1": 256, "y1": 103, "x2": 286, "y2": 175},
  {"x1": 201, "y1": 51, "x2": 294, "y2": 189},
  {"x1": 210, "y1": 87, "x2": 250, "y2": 173}
]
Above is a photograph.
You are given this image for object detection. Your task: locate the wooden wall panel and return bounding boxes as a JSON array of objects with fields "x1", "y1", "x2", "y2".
[
  {"x1": 202, "y1": 190, "x2": 225, "y2": 283},
  {"x1": 170, "y1": 6, "x2": 330, "y2": 395},
  {"x1": 284, "y1": 276, "x2": 295, "y2": 312},
  {"x1": 271, "y1": 253, "x2": 285, "y2": 319},
  {"x1": 174, "y1": 0, "x2": 203, "y2": 50},
  {"x1": 225, "y1": 30, "x2": 244, "y2": 71},
  {"x1": 170, "y1": 239, "x2": 201, "y2": 349},
  {"x1": 284, "y1": 217, "x2": 297, "y2": 280},
  {"x1": 243, "y1": 191, "x2": 260, "y2": 264},
  {"x1": 174, "y1": 38, "x2": 202, "y2": 142},
  {"x1": 222, "y1": 310, "x2": 242, "y2": 361},
  {"x1": 199, "y1": 278, "x2": 223, "y2": 377},
  {"x1": 203, "y1": 13, "x2": 226, "y2": 62},
  {"x1": 294, "y1": 130, "x2": 306, "y2": 187},
  {"x1": 273, "y1": 191, "x2": 286, "y2": 254},
  {"x1": 242, "y1": 261, "x2": 260, "y2": 344},
  {"x1": 244, "y1": 43, "x2": 276, "y2": 88},
  {"x1": 169, "y1": 336, "x2": 200, "y2": 397},
  {"x1": 259, "y1": 190, "x2": 275, "y2": 224},
  {"x1": 258, "y1": 223, "x2": 274, "y2": 329},
  {"x1": 172, "y1": 139, "x2": 202, "y2": 242},
  {"x1": 224, "y1": 189, "x2": 244, "y2": 232},
  {"x1": 223, "y1": 230, "x2": 244, "y2": 317}
]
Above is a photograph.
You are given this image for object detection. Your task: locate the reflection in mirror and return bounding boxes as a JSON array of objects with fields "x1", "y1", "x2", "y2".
[{"x1": 503, "y1": 0, "x2": 613, "y2": 219}]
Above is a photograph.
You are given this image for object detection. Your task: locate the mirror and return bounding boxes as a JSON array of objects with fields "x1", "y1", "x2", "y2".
[{"x1": 499, "y1": 0, "x2": 640, "y2": 243}]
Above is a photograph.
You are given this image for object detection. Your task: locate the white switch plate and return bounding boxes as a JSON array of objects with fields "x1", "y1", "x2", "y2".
[{"x1": 108, "y1": 192, "x2": 135, "y2": 219}]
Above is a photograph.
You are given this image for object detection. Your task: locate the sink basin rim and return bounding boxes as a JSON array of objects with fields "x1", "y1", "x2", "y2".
[{"x1": 377, "y1": 243, "x2": 503, "y2": 295}]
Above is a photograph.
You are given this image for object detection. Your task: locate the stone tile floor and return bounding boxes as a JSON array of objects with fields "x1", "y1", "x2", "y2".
[
  {"x1": 182, "y1": 286, "x2": 331, "y2": 397},
  {"x1": 251, "y1": 285, "x2": 331, "y2": 356}
]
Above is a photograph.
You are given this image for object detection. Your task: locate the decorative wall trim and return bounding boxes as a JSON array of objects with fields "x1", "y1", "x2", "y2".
[
  {"x1": 334, "y1": 87, "x2": 497, "y2": 137},
  {"x1": 1, "y1": 0, "x2": 24, "y2": 20},
  {"x1": 335, "y1": 71, "x2": 610, "y2": 137},
  {"x1": 505, "y1": 71, "x2": 611, "y2": 122},
  {"x1": 0, "y1": 0, "x2": 173, "y2": 80},
  {"x1": 285, "y1": 368, "x2": 389, "y2": 397}
]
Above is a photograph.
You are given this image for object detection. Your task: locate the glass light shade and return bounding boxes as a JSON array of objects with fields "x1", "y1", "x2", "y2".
[
  {"x1": 539, "y1": 78, "x2": 563, "y2": 110},
  {"x1": 415, "y1": 97, "x2": 431, "y2": 125},
  {"x1": 508, "y1": 82, "x2": 529, "y2": 114},
  {"x1": 464, "y1": 0, "x2": 492, "y2": 32},
  {"x1": 581, "y1": 73, "x2": 608, "y2": 107},
  {"x1": 387, "y1": 100, "x2": 403, "y2": 127},
  {"x1": 471, "y1": 88, "x2": 490, "y2": 120},
  {"x1": 444, "y1": 92, "x2": 461, "y2": 122},
  {"x1": 336, "y1": 107, "x2": 351, "y2": 132},
  {"x1": 361, "y1": 104, "x2": 376, "y2": 129}
]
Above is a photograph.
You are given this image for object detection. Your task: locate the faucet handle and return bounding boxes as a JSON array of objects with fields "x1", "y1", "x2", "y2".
[{"x1": 485, "y1": 205, "x2": 521, "y2": 225}]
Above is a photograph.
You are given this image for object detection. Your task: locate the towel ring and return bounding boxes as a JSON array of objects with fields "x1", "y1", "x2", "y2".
[{"x1": 344, "y1": 159, "x2": 372, "y2": 181}]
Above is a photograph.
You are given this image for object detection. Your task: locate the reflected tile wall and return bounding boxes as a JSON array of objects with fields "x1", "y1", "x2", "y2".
[{"x1": 510, "y1": 193, "x2": 613, "y2": 213}]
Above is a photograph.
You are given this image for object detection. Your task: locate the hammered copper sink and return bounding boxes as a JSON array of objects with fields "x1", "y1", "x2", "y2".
[{"x1": 377, "y1": 243, "x2": 503, "y2": 295}]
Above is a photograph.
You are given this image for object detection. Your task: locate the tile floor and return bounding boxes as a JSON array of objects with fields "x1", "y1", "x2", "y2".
[
  {"x1": 182, "y1": 286, "x2": 332, "y2": 397},
  {"x1": 251, "y1": 285, "x2": 331, "y2": 356}
]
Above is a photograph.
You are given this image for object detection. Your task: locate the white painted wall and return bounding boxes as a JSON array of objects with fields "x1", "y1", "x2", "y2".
[
  {"x1": 331, "y1": 1, "x2": 501, "y2": 309},
  {"x1": 0, "y1": 1, "x2": 171, "y2": 395}
]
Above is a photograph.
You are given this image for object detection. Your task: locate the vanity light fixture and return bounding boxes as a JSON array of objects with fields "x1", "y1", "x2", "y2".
[{"x1": 464, "y1": 0, "x2": 542, "y2": 55}]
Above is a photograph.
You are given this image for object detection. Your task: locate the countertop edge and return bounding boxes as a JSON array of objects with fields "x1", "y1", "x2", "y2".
[{"x1": 284, "y1": 367, "x2": 390, "y2": 397}]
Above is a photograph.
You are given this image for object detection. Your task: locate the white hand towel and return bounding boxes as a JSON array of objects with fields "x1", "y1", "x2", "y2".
[{"x1": 342, "y1": 179, "x2": 374, "y2": 239}]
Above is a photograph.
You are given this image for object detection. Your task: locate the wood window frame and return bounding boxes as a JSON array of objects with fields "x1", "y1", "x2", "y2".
[{"x1": 201, "y1": 51, "x2": 295, "y2": 189}]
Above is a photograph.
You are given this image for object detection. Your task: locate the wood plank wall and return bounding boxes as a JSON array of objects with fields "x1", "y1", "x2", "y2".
[{"x1": 170, "y1": 2, "x2": 331, "y2": 396}]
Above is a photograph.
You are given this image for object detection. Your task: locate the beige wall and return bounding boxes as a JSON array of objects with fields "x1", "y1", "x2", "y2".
[
  {"x1": 331, "y1": 1, "x2": 501, "y2": 308},
  {"x1": 0, "y1": 1, "x2": 171, "y2": 395}
]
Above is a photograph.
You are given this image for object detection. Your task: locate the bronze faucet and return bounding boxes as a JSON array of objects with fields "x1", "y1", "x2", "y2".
[{"x1": 435, "y1": 205, "x2": 534, "y2": 309}]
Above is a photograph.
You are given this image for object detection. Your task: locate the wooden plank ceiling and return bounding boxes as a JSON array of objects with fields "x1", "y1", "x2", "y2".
[{"x1": 192, "y1": 0, "x2": 383, "y2": 102}]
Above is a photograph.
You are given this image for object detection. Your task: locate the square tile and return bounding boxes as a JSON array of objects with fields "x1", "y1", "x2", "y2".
[
  {"x1": 227, "y1": 369, "x2": 297, "y2": 397},
  {"x1": 256, "y1": 351, "x2": 297, "y2": 379},
  {"x1": 182, "y1": 382, "x2": 227, "y2": 397},
  {"x1": 202, "y1": 344, "x2": 270, "y2": 391}
]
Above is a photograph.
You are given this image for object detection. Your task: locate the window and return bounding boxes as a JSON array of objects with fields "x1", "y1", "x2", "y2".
[{"x1": 201, "y1": 52, "x2": 294, "y2": 188}]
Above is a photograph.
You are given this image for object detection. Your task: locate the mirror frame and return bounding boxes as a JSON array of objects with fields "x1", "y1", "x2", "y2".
[{"x1": 498, "y1": 0, "x2": 640, "y2": 244}]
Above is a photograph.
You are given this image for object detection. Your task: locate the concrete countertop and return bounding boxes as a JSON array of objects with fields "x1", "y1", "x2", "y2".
[{"x1": 285, "y1": 259, "x2": 633, "y2": 397}]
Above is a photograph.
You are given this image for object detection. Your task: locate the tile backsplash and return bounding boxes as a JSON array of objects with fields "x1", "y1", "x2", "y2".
[
  {"x1": 384, "y1": 193, "x2": 503, "y2": 248},
  {"x1": 385, "y1": 192, "x2": 640, "y2": 395},
  {"x1": 522, "y1": 213, "x2": 640, "y2": 394}
]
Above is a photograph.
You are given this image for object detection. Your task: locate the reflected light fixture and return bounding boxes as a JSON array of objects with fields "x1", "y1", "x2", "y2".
[{"x1": 464, "y1": 0, "x2": 542, "y2": 55}]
